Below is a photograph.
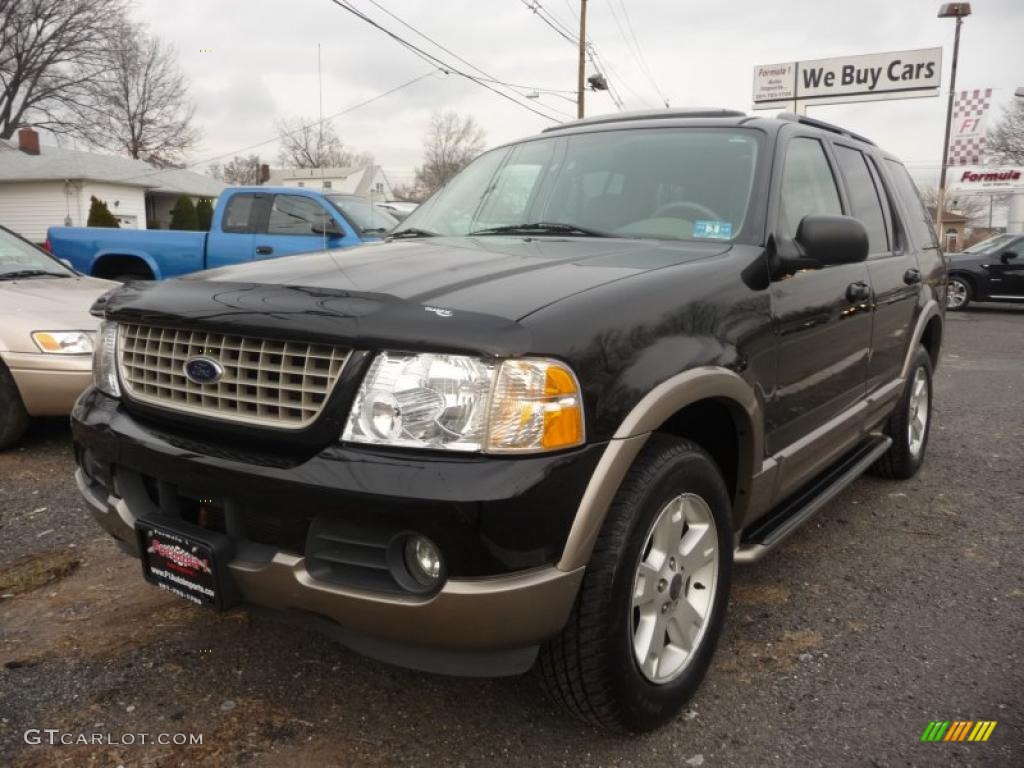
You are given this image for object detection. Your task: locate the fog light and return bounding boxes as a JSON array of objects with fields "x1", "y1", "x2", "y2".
[{"x1": 404, "y1": 535, "x2": 442, "y2": 586}]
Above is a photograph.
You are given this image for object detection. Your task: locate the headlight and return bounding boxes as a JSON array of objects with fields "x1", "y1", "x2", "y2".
[
  {"x1": 93, "y1": 321, "x2": 120, "y2": 398},
  {"x1": 31, "y1": 331, "x2": 94, "y2": 355},
  {"x1": 342, "y1": 352, "x2": 584, "y2": 454}
]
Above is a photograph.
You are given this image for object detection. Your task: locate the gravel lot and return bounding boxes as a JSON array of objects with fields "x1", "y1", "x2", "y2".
[{"x1": 1, "y1": 306, "x2": 1022, "y2": 767}]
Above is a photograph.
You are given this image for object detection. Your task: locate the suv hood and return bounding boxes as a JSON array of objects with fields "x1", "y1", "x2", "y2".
[{"x1": 99, "y1": 237, "x2": 729, "y2": 356}]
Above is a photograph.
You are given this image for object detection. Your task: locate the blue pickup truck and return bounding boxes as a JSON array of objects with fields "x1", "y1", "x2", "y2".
[{"x1": 48, "y1": 187, "x2": 397, "y2": 281}]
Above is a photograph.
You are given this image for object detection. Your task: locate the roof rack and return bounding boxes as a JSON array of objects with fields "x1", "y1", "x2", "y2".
[
  {"x1": 776, "y1": 112, "x2": 876, "y2": 146},
  {"x1": 542, "y1": 108, "x2": 746, "y2": 133}
]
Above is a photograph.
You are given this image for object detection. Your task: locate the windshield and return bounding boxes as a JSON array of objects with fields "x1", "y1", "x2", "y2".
[
  {"x1": 963, "y1": 233, "x2": 1016, "y2": 254},
  {"x1": 395, "y1": 128, "x2": 762, "y2": 242},
  {"x1": 0, "y1": 227, "x2": 72, "y2": 278},
  {"x1": 327, "y1": 195, "x2": 398, "y2": 234}
]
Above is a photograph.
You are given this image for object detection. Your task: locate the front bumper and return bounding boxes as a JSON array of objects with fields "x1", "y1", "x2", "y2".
[
  {"x1": 2, "y1": 351, "x2": 92, "y2": 416},
  {"x1": 71, "y1": 389, "x2": 597, "y2": 674}
]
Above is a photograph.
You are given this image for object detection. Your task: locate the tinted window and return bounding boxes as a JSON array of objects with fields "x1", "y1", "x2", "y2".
[
  {"x1": 778, "y1": 138, "x2": 842, "y2": 240},
  {"x1": 834, "y1": 146, "x2": 889, "y2": 254},
  {"x1": 884, "y1": 160, "x2": 938, "y2": 249},
  {"x1": 222, "y1": 194, "x2": 256, "y2": 233},
  {"x1": 268, "y1": 195, "x2": 332, "y2": 235}
]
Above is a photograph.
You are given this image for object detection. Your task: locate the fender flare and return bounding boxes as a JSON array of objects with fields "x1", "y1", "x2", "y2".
[
  {"x1": 901, "y1": 300, "x2": 942, "y2": 379},
  {"x1": 557, "y1": 366, "x2": 763, "y2": 571}
]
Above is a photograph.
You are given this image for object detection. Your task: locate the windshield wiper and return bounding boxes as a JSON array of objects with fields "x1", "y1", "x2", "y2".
[
  {"x1": 468, "y1": 222, "x2": 613, "y2": 238},
  {"x1": 361, "y1": 227, "x2": 391, "y2": 234},
  {"x1": 0, "y1": 269, "x2": 71, "y2": 280},
  {"x1": 390, "y1": 227, "x2": 439, "y2": 239}
]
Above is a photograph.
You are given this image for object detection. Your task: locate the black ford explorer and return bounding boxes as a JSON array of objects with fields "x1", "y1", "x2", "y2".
[{"x1": 72, "y1": 109, "x2": 945, "y2": 732}]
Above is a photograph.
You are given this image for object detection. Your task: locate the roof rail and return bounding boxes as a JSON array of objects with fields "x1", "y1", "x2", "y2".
[
  {"x1": 776, "y1": 112, "x2": 876, "y2": 146},
  {"x1": 542, "y1": 108, "x2": 746, "y2": 133}
]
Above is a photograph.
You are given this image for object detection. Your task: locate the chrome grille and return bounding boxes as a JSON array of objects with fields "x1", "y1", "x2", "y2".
[{"x1": 117, "y1": 324, "x2": 349, "y2": 428}]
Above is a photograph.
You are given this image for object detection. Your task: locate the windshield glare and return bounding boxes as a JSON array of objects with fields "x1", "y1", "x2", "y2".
[
  {"x1": 0, "y1": 228, "x2": 70, "y2": 276},
  {"x1": 963, "y1": 233, "x2": 1015, "y2": 254},
  {"x1": 327, "y1": 195, "x2": 398, "y2": 233},
  {"x1": 396, "y1": 128, "x2": 761, "y2": 242}
]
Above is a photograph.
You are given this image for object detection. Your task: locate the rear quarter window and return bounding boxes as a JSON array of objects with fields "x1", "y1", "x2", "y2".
[
  {"x1": 222, "y1": 194, "x2": 257, "y2": 233},
  {"x1": 884, "y1": 160, "x2": 938, "y2": 250}
]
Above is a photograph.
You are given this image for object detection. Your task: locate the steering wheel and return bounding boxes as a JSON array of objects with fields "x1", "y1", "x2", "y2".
[{"x1": 652, "y1": 201, "x2": 722, "y2": 221}]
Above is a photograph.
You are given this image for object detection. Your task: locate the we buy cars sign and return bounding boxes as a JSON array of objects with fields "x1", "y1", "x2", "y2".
[{"x1": 753, "y1": 48, "x2": 942, "y2": 108}]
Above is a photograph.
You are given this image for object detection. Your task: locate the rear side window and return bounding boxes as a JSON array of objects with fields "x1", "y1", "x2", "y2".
[
  {"x1": 222, "y1": 194, "x2": 256, "y2": 233},
  {"x1": 834, "y1": 146, "x2": 889, "y2": 255},
  {"x1": 267, "y1": 195, "x2": 332, "y2": 236},
  {"x1": 884, "y1": 160, "x2": 939, "y2": 249},
  {"x1": 778, "y1": 138, "x2": 842, "y2": 241}
]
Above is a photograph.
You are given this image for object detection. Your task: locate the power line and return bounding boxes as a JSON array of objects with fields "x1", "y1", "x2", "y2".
[
  {"x1": 329, "y1": 0, "x2": 571, "y2": 121},
  {"x1": 605, "y1": 0, "x2": 668, "y2": 107},
  {"x1": 519, "y1": 0, "x2": 635, "y2": 111},
  {"x1": 109, "y1": 71, "x2": 440, "y2": 184},
  {"x1": 360, "y1": 0, "x2": 577, "y2": 105}
]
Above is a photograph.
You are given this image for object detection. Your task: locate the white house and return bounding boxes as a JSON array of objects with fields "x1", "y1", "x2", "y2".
[
  {"x1": 267, "y1": 165, "x2": 393, "y2": 200},
  {"x1": 0, "y1": 127, "x2": 224, "y2": 242}
]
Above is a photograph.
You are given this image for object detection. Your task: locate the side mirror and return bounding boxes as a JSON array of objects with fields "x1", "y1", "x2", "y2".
[
  {"x1": 1000, "y1": 250, "x2": 1018, "y2": 264},
  {"x1": 794, "y1": 214, "x2": 869, "y2": 268},
  {"x1": 311, "y1": 219, "x2": 344, "y2": 237}
]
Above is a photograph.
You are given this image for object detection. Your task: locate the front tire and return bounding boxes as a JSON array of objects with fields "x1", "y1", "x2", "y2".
[
  {"x1": 538, "y1": 435, "x2": 732, "y2": 732},
  {"x1": 946, "y1": 276, "x2": 971, "y2": 310},
  {"x1": 0, "y1": 362, "x2": 29, "y2": 450},
  {"x1": 870, "y1": 345, "x2": 933, "y2": 480}
]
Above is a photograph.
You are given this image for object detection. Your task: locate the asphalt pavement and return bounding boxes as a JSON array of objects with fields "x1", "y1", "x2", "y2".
[{"x1": 1, "y1": 305, "x2": 1021, "y2": 767}]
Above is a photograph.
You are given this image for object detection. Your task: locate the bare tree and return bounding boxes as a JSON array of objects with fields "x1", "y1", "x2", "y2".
[
  {"x1": 208, "y1": 154, "x2": 263, "y2": 185},
  {"x1": 986, "y1": 100, "x2": 1024, "y2": 165},
  {"x1": 276, "y1": 116, "x2": 370, "y2": 169},
  {"x1": 921, "y1": 185, "x2": 999, "y2": 226},
  {"x1": 73, "y1": 20, "x2": 199, "y2": 167},
  {"x1": 413, "y1": 111, "x2": 486, "y2": 198},
  {"x1": 0, "y1": 0, "x2": 127, "y2": 139}
]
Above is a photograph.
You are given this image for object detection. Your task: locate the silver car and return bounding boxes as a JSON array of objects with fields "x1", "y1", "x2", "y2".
[{"x1": 0, "y1": 225, "x2": 115, "y2": 449}]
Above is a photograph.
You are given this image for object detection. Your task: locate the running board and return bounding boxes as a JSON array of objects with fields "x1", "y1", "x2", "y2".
[{"x1": 734, "y1": 435, "x2": 892, "y2": 564}]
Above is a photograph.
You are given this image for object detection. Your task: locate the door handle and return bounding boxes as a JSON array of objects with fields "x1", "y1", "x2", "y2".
[
  {"x1": 255, "y1": 246, "x2": 273, "y2": 255},
  {"x1": 903, "y1": 268, "x2": 921, "y2": 285},
  {"x1": 845, "y1": 281, "x2": 870, "y2": 302}
]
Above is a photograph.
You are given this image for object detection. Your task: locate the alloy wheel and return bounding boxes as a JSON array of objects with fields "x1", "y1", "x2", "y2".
[
  {"x1": 946, "y1": 279, "x2": 968, "y2": 309},
  {"x1": 907, "y1": 366, "x2": 930, "y2": 459},
  {"x1": 631, "y1": 493, "x2": 719, "y2": 684}
]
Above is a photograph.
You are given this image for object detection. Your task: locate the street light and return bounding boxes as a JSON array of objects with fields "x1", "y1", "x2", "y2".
[{"x1": 935, "y1": 2, "x2": 972, "y2": 243}]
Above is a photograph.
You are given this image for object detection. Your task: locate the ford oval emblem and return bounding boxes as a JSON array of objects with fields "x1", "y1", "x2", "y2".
[{"x1": 183, "y1": 356, "x2": 224, "y2": 385}]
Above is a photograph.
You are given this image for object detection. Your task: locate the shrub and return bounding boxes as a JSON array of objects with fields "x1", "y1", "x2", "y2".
[
  {"x1": 169, "y1": 195, "x2": 198, "y2": 230},
  {"x1": 195, "y1": 198, "x2": 214, "y2": 231},
  {"x1": 86, "y1": 196, "x2": 120, "y2": 228}
]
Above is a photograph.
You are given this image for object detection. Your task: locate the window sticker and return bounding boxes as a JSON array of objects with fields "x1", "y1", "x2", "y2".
[{"x1": 693, "y1": 220, "x2": 733, "y2": 239}]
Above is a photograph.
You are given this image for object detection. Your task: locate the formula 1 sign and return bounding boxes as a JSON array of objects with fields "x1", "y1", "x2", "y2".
[
  {"x1": 950, "y1": 167, "x2": 1024, "y2": 192},
  {"x1": 753, "y1": 48, "x2": 942, "y2": 108}
]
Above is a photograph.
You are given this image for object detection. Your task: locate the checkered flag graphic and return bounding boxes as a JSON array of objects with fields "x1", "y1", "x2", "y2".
[{"x1": 947, "y1": 88, "x2": 992, "y2": 166}]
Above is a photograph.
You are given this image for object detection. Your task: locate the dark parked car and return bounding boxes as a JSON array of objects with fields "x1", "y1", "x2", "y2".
[
  {"x1": 945, "y1": 232, "x2": 1024, "y2": 310},
  {"x1": 71, "y1": 109, "x2": 945, "y2": 732}
]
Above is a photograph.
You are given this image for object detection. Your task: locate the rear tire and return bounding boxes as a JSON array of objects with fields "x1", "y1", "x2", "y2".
[
  {"x1": 870, "y1": 345, "x2": 933, "y2": 480},
  {"x1": 537, "y1": 435, "x2": 732, "y2": 732},
  {"x1": 0, "y1": 362, "x2": 30, "y2": 450}
]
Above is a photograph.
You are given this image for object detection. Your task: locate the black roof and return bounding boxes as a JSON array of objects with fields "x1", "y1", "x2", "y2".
[{"x1": 540, "y1": 107, "x2": 879, "y2": 149}]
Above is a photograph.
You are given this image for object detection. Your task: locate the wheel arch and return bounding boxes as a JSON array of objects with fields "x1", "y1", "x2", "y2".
[
  {"x1": 91, "y1": 251, "x2": 159, "y2": 280},
  {"x1": 558, "y1": 367, "x2": 763, "y2": 571}
]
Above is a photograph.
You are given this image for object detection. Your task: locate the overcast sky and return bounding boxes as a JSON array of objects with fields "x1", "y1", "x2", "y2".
[{"x1": 126, "y1": 0, "x2": 1024, "y2": 188}]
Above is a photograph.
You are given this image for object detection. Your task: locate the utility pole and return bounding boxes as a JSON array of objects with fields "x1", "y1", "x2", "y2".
[
  {"x1": 577, "y1": 0, "x2": 588, "y2": 119},
  {"x1": 936, "y1": 3, "x2": 971, "y2": 243}
]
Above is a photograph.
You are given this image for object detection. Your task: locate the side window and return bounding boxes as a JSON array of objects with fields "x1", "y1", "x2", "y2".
[
  {"x1": 222, "y1": 194, "x2": 257, "y2": 233},
  {"x1": 884, "y1": 160, "x2": 939, "y2": 250},
  {"x1": 778, "y1": 138, "x2": 842, "y2": 241},
  {"x1": 267, "y1": 195, "x2": 333, "y2": 236},
  {"x1": 834, "y1": 146, "x2": 889, "y2": 255}
]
